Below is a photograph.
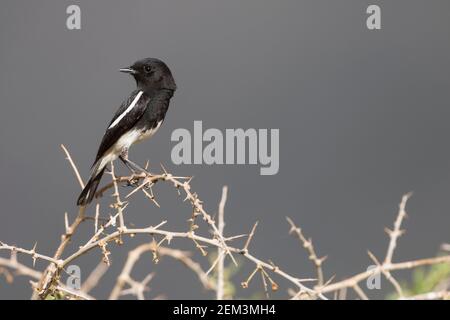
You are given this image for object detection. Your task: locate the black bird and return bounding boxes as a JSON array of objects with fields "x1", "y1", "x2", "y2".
[{"x1": 77, "y1": 58, "x2": 177, "y2": 206}]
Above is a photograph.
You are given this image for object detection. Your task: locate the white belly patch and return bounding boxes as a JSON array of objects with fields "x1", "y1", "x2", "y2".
[{"x1": 96, "y1": 120, "x2": 163, "y2": 171}]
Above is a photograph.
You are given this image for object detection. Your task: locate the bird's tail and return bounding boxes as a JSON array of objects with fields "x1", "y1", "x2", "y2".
[{"x1": 77, "y1": 166, "x2": 106, "y2": 206}]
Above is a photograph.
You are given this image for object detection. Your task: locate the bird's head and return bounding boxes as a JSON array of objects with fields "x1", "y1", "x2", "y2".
[{"x1": 120, "y1": 58, "x2": 177, "y2": 92}]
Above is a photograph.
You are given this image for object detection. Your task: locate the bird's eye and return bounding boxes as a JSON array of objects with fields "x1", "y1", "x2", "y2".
[{"x1": 144, "y1": 66, "x2": 152, "y2": 73}]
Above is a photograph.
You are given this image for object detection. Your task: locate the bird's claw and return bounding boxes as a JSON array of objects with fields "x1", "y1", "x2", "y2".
[{"x1": 124, "y1": 178, "x2": 140, "y2": 187}]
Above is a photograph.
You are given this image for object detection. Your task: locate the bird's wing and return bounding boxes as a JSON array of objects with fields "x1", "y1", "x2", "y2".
[{"x1": 93, "y1": 90, "x2": 150, "y2": 165}]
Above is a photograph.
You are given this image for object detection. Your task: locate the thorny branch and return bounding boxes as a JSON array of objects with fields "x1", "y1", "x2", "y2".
[
  {"x1": 286, "y1": 217, "x2": 326, "y2": 287},
  {"x1": 1, "y1": 145, "x2": 449, "y2": 300},
  {"x1": 303, "y1": 192, "x2": 449, "y2": 300},
  {"x1": 30, "y1": 145, "x2": 88, "y2": 300},
  {"x1": 216, "y1": 186, "x2": 228, "y2": 300}
]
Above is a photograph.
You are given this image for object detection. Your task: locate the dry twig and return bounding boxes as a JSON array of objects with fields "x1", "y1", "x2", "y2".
[{"x1": 1, "y1": 146, "x2": 449, "y2": 301}]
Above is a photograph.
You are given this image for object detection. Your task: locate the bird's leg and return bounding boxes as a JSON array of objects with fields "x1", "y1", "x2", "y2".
[
  {"x1": 119, "y1": 148, "x2": 152, "y2": 182},
  {"x1": 124, "y1": 158, "x2": 150, "y2": 175},
  {"x1": 119, "y1": 148, "x2": 134, "y2": 172},
  {"x1": 119, "y1": 148, "x2": 141, "y2": 186},
  {"x1": 119, "y1": 157, "x2": 136, "y2": 174}
]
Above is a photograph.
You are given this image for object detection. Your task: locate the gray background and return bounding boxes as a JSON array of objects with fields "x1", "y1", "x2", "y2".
[{"x1": 1, "y1": 0, "x2": 449, "y2": 299}]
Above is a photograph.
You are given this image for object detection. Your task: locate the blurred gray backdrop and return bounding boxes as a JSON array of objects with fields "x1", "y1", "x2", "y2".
[{"x1": 1, "y1": 0, "x2": 449, "y2": 299}]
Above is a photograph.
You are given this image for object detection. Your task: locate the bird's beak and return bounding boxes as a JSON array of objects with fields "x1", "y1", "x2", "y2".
[{"x1": 119, "y1": 67, "x2": 137, "y2": 75}]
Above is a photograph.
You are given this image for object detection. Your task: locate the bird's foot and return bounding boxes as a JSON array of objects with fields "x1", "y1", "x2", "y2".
[{"x1": 124, "y1": 177, "x2": 141, "y2": 187}]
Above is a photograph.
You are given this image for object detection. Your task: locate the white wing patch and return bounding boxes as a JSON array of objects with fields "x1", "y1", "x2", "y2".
[{"x1": 108, "y1": 91, "x2": 144, "y2": 129}]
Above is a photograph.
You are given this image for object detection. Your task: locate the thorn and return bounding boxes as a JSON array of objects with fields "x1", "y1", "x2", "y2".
[
  {"x1": 319, "y1": 255, "x2": 328, "y2": 264},
  {"x1": 160, "y1": 163, "x2": 168, "y2": 174},
  {"x1": 64, "y1": 212, "x2": 70, "y2": 234},
  {"x1": 125, "y1": 180, "x2": 150, "y2": 199},
  {"x1": 243, "y1": 221, "x2": 259, "y2": 251},
  {"x1": 367, "y1": 250, "x2": 381, "y2": 266},
  {"x1": 225, "y1": 234, "x2": 248, "y2": 241},
  {"x1": 95, "y1": 204, "x2": 100, "y2": 233},
  {"x1": 323, "y1": 274, "x2": 336, "y2": 287},
  {"x1": 384, "y1": 227, "x2": 393, "y2": 236},
  {"x1": 153, "y1": 220, "x2": 167, "y2": 230},
  {"x1": 31, "y1": 242, "x2": 38, "y2": 267}
]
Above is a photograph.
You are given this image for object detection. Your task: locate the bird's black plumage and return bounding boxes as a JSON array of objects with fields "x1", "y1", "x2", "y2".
[
  {"x1": 77, "y1": 58, "x2": 176, "y2": 206},
  {"x1": 93, "y1": 90, "x2": 150, "y2": 165}
]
